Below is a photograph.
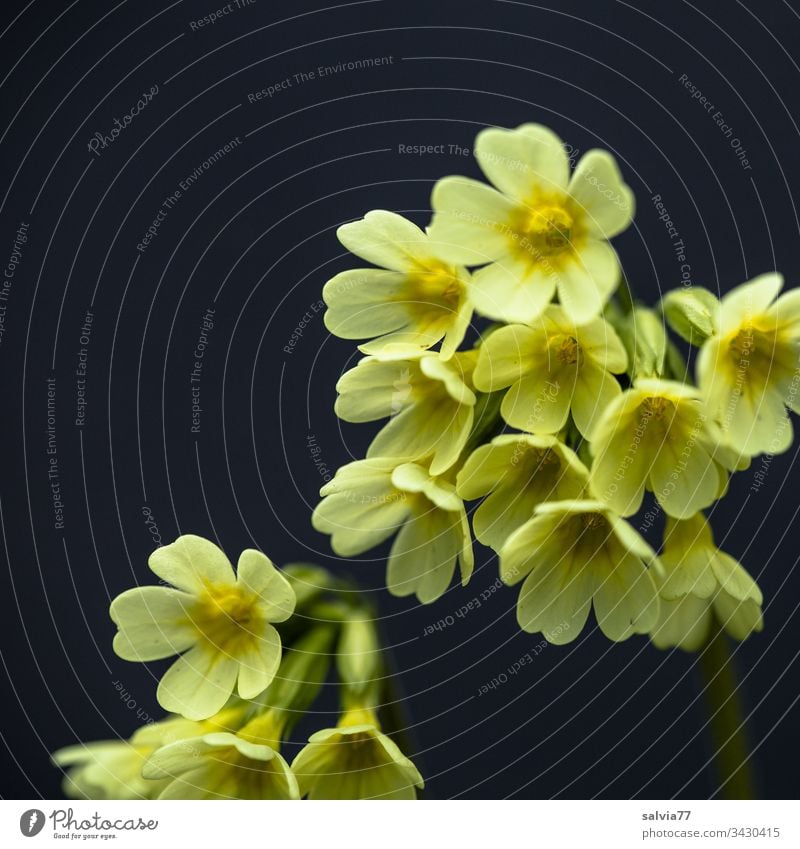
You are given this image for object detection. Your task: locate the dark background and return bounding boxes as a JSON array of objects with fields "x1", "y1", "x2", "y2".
[{"x1": 1, "y1": 0, "x2": 799, "y2": 800}]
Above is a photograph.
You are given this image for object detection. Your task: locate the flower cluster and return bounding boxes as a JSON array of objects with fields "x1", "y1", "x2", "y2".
[
  {"x1": 52, "y1": 536, "x2": 423, "y2": 800},
  {"x1": 317, "y1": 122, "x2": 790, "y2": 650}
]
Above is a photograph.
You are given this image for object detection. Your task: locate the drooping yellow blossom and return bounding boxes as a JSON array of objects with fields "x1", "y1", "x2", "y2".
[
  {"x1": 650, "y1": 514, "x2": 763, "y2": 651},
  {"x1": 428, "y1": 124, "x2": 634, "y2": 324},
  {"x1": 589, "y1": 379, "x2": 729, "y2": 519},
  {"x1": 52, "y1": 715, "x2": 209, "y2": 800},
  {"x1": 473, "y1": 306, "x2": 627, "y2": 437},
  {"x1": 335, "y1": 350, "x2": 477, "y2": 476},
  {"x1": 500, "y1": 500, "x2": 661, "y2": 643},
  {"x1": 110, "y1": 535, "x2": 296, "y2": 720},
  {"x1": 143, "y1": 711, "x2": 298, "y2": 800},
  {"x1": 292, "y1": 707, "x2": 424, "y2": 800},
  {"x1": 697, "y1": 273, "x2": 800, "y2": 456},
  {"x1": 312, "y1": 459, "x2": 473, "y2": 603},
  {"x1": 456, "y1": 434, "x2": 588, "y2": 551},
  {"x1": 324, "y1": 210, "x2": 473, "y2": 360}
]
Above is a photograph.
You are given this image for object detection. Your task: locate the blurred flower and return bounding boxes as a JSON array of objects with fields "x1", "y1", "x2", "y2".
[
  {"x1": 473, "y1": 307, "x2": 627, "y2": 437},
  {"x1": 697, "y1": 273, "x2": 800, "y2": 456},
  {"x1": 456, "y1": 434, "x2": 588, "y2": 550},
  {"x1": 335, "y1": 350, "x2": 477, "y2": 476},
  {"x1": 110, "y1": 535, "x2": 296, "y2": 720},
  {"x1": 650, "y1": 513, "x2": 763, "y2": 651},
  {"x1": 428, "y1": 124, "x2": 634, "y2": 324},
  {"x1": 144, "y1": 711, "x2": 298, "y2": 800},
  {"x1": 500, "y1": 499, "x2": 661, "y2": 643},
  {"x1": 324, "y1": 210, "x2": 473, "y2": 360},
  {"x1": 52, "y1": 716, "x2": 207, "y2": 800},
  {"x1": 312, "y1": 459, "x2": 473, "y2": 603},
  {"x1": 589, "y1": 379, "x2": 728, "y2": 519},
  {"x1": 292, "y1": 707, "x2": 424, "y2": 799}
]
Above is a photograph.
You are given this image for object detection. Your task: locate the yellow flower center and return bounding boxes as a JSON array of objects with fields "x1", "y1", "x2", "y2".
[
  {"x1": 641, "y1": 396, "x2": 672, "y2": 420},
  {"x1": 533, "y1": 446, "x2": 559, "y2": 466},
  {"x1": 338, "y1": 706, "x2": 379, "y2": 729},
  {"x1": 405, "y1": 260, "x2": 464, "y2": 328},
  {"x1": 730, "y1": 325, "x2": 755, "y2": 357},
  {"x1": 581, "y1": 512, "x2": 607, "y2": 531},
  {"x1": 187, "y1": 582, "x2": 265, "y2": 651},
  {"x1": 555, "y1": 335, "x2": 581, "y2": 365},
  {"x1": 519, "y1": 204, "x2": 574, "y2": 256},
  {"x1": 238, "y1": 711, "x2": 286, "y2": 748}
]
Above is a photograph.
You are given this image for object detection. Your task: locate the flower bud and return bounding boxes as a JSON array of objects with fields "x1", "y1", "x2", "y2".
[{"x1": 661, "y1": 287, "x2": 719, "y2": 344}]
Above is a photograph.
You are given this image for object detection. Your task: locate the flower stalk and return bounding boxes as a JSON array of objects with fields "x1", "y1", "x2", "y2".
[{"x1": 697, "y1": 622, "x2": 757, "y2": 799}]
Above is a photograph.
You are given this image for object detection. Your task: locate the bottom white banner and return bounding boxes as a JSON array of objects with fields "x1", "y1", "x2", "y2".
[{"x1": 0, "y1": 800, "x2": 794, "y2": 848}]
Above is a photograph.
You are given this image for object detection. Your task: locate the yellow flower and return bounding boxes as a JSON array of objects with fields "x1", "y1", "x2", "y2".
[
  {"x1": 335, "y1": 350, "x2": 477, "y2": 476},
  {"x1": 650, "y1": 514, "x2": 763, "y2": 651},
  {"x1": 110, "y1": 535, "x2": 296, "y2": 720},
  {"x1": 143, "y1": 711, "x2": 298, "y2": 800},
  {"x1": 52, "y1": 716, "x2": 205, "y2": 800},
  {"x1": 456, "y1": 434, "x2": 588, "y2": 550},
  {"x1": 428, "y1": 124, "x2": 634, "y2": 324},
  {"x1": 324, "y1": 210, "x2": 473, "y2": 360},
  {"x1": 589, "y1": 379, "x2": 728, "y2": 519},
  {"x1": 473, "y1": 306, "x2": 627, "y2": 437},
  {"x1": 292, "y1": 707, "x2": 424, "y2": 799},
  {"x1": 312, "y1": 459, "x2": 473, "y2": 603},
  {"x1": 500, "y1": 500, "x2": 661, "y2": 643},
  {"x1": 697, "y1": 273, "x2": 800, "y2": 456}
]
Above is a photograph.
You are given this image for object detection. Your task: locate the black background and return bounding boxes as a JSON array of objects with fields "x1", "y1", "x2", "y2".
[{"x1": 1, "y1": 0, "x2": 799, "y2": 800}]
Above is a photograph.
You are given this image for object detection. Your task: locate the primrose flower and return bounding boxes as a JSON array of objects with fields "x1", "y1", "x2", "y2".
[
  {"x1": 324, "y1": 210, "x2": 473, "y2": 360},
  {"x1": 110, "y1": 535, "x2": 296, "y2": 720},
  {"x1": 456, "y1": 434, "x2": 588, "y2": 551},
  {"x1": 500, "y1": 500, "x2": 661, "y2": 643},
  {"x1": 53, "y1": 735, "x2": 164, "y2": 801},
  {"x1": 335, "y1": 350, "x2": 477, "y2": 476},
  {"x1": 428, "y1": 124, "x2": 634, "y2": 324},
  {"x1": 312, "y1": 459, "x2": 473, "y2": 603},
  {"x1": 473, "y1": 306, "x2": 627, "y2": 437},
  {"x1": 52, "y1": 716, "x2": 206, "y2": 800},
  {"x1": 697, "y1": 273, "x2": 800, "y2": 456},
  {"x1": 650, "y1": 513, "x2": 763, "y2": 651},
  {"x1": 292, "y1": 707, "x2": 424, "y2": 799},
  {"x1": 589, "y1": 379, "x2": 728, "y2": 519},
  {"x1": 144, "y1": 711, "x2": 298, "y2": 800}
]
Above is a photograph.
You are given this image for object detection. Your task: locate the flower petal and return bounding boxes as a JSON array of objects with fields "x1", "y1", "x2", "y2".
[
  {"x1": 650, "y1": 594, "x2": 712, "y2": 651},
  {"x1": 556, "y1": 240, "x2": 620, "y2": 324},
  {"x1": 236, "y1": 550, "x2": 296, "y2": 623},
  {"x1": 337, "y1": 210, "x2": 428, "y2": 272},
  {"x1": 323, "y1": 269, "x2": 410, "y2": 339},
  {"x1": 428, "y1": 176, "x2": 518, "y2": 265},
  {"x1": 709, "y1": 551, "x2": 762, "y2": 604},
  {"x1": 387, "y1": 511, "x2": 460, "y2": 603},
  {"x1": 473, "y1": 324, "x2": 542, "y2": 392},
  {"x1": 149, "y1": 535, "x2": 235, "y2": 592},
  {"x1": 571, "y1": 362, "x2": 622, "y2": 439},
  {"x1": 649, "y1": 438, "x2": 720, "y2": 519},
  {"x1": 713, "y1": 592, "x2": 763, "y2": 641},
  {"x1": 470, "y1": 258, "x2": 557, "y2": 324},
  {"x1": 474, "y1": 124, "x2": 570, "y2": 200},
  {"x1": 236, "y1": 624, "x2": 282, "y2": 699},
  {"x1": 719, "y1": 273, "x2": 783, "y2": 331},
  {"x1": 568, "y1": 149, "x2": 634, "y2": 239},
  {"x1": 157, "y1": 645, "x2": 239, "y2": 720},
  {"x1": 110, "y1": 587, "x2": 195, "y2": 661},
  {"x1": 593, "y1": 550, "x2": 659, "y2": 641},
  {"x1": 501, "y1": 372, "x2": 571, "y2": 434}
]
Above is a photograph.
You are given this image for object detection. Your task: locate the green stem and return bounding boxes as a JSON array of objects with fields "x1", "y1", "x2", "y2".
[
  {"x1": 617, "y1": 272, "x2": 635, "y2": 313},
  {"x1": 697, "y1": 624, "x2": 757, "y2": 799}
]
